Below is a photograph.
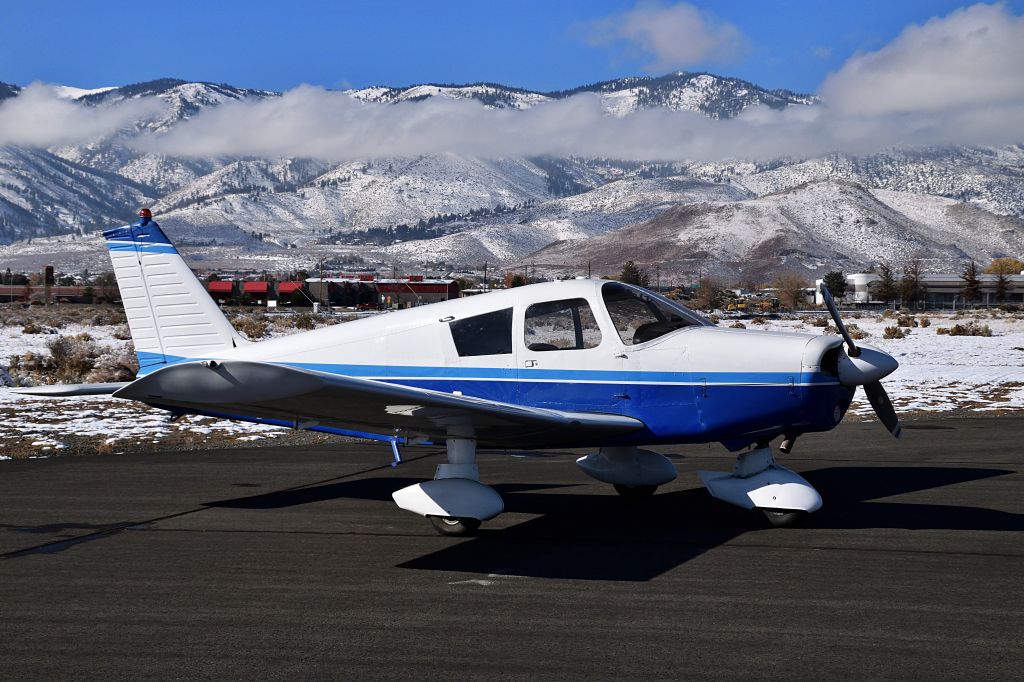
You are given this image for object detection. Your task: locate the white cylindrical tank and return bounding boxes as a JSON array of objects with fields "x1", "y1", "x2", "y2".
[{"x1": 847, "y1": 273, "x2": 877, "y2": 303}]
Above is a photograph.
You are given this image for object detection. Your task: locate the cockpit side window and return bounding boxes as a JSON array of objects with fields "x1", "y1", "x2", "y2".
[
  {"x1": 524, "y1": 298, "x2": 602, "y2": 351},
  {"x1": 449, "y1": 308, "x2": 513, "y2": 356},
  {"x1": 601, "y1": 282, "x2": 705, "y2": 345}
]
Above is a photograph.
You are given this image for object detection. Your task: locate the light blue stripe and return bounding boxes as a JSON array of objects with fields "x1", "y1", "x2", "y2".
[{"x1": 106, "y1": 242, "x2": 177, "y2": 255}]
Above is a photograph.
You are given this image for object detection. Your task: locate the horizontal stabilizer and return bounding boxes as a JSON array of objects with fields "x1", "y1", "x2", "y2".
[{"x1": 10, "y1": 382, "x2": 130, "y2": 397}]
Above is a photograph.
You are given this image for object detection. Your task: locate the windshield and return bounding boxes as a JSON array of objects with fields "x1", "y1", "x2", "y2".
[{"x1": 601, "y1": 282, "x2": 708, "y2": 346}]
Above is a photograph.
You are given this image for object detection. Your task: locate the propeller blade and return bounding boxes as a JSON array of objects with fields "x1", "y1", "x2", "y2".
[
  {"x1": 863, "y1": 380, "x2": 902, "y2": 438},
  {"x1": 818, "y1": 282, "x2": 860, "y2": 357}
]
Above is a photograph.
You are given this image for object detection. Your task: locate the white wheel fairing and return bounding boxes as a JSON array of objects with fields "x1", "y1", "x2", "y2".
[{"x1": 392, "y1": 479, "x2": 504, "y2": 521}]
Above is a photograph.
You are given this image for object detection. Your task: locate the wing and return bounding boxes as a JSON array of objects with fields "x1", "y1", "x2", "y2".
[{"x1": 113, "y1": 360, "x2": 644, "y2": 448}]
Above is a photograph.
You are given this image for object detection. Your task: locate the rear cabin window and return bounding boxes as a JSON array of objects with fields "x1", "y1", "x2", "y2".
[
  {"x1": 602, "y1": 282, "x2": 703, "y2": 345},
  {"x1": 523, "y1": 298, "x2": 602, "y2": 351},
  {"x1": 449, "y1": 308, "x2": 513, "y2": 356}
]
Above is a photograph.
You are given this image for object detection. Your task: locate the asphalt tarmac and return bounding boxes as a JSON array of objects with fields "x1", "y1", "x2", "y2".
[{"x1": 1, "y1": 416, "x2": 1022, "y2": 680}]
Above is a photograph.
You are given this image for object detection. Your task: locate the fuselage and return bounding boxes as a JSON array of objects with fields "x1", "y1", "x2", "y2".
[{"x1": 145, "y1": 279, "x2": 854, "y2": 450}]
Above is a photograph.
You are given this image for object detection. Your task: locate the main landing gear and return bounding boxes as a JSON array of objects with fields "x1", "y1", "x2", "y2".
[
  {"x1": 392, "y1": 440, "x2": 821, "y2": 534},
  {"x1": 391, "y1": 438, "x2": 502, "y2": 536},
  {"x1": 576, "y1": 446, "x2": 678, "y2": 497},
  {"x1": 698, "y1": 445, "x2": 821, "y2": 527}
]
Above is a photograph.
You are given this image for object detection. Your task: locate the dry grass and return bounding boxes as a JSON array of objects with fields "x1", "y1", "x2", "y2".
[{"x1": 883, "y1": 326, "x2": 908, "y2": 339}]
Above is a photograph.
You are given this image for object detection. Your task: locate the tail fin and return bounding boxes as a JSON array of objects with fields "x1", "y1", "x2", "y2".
[{"x1": 103, "y1": 218, "x2": 244, "y2": 373}]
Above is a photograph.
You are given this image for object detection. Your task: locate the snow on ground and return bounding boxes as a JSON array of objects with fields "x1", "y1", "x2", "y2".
[
  {"x1": 719, "y1": 311, "x2": 1024, "y2": 416},
  {"x1": 2, "y1": 309, "x2": 1022, "y2": 458}
]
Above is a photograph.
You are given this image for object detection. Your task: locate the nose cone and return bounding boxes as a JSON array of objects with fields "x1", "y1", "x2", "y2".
[{"x1": 837, "y1": 345, "x2": 899, "y2": 386}]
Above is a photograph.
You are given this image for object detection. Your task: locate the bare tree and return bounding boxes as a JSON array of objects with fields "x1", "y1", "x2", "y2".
[
  {"x1": 774, "y1": 273, "x2": 809, "y2": 311},
  {"x1": 900, "y1": 259, "x2": 924, "y2": 306}
]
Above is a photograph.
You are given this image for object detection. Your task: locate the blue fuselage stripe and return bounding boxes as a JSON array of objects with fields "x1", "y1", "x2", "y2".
[
  {"x1": 133, "y1": 354, "x2": 851, "y2": 446},
  {"x1": 137, "y1": 355, "x2": 838, "y2": 386}
]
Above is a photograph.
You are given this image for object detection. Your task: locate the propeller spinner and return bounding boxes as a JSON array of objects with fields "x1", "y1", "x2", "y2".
[{"x1": 818, "y1": 283, "x2": 902, "y2": 438}]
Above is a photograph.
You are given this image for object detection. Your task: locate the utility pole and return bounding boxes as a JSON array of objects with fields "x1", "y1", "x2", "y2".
[
  {"x1": 318, "y1": 256, "x2": 325, "y2": 310},
  {"x1": 483, "y1": 261, "x2": 488, "y2": 290},
  {"x1": 656, "y1": 264, "x2": 661, "y2": 292},
  {"x1": 587, "y1": 260, "x2": 591, "y2": 278}
]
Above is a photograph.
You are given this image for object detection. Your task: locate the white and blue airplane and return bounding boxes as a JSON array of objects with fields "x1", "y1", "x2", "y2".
[{"x1": 20, "y1": 212, "x2": 901, "y2": 535}]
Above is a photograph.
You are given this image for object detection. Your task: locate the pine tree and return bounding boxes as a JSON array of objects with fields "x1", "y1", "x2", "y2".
[
  {"x1": 619, "y1": 260, "x2": 650, "y2": 287},
  {"x1": 822, "y1": 271, "x2": 847, "y2": 299},
  {"x1": 873, "y1": 263, "x2": 898, "y2": 303},
  {"x1": 960, "y1": 261, "x2": 980, "y2": 304}
]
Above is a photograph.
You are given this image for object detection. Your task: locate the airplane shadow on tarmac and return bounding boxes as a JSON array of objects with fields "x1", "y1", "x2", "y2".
[{"x1": 207, "y1": 466, "x2": 1023, "y2": 582}]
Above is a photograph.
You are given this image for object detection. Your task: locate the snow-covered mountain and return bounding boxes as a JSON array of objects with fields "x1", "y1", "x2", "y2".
[
  {"x1": 0, "y1": 73, "x2": 1022, "y2": 277},
  {"x1": 525, "y1": 180, "x2": 1024, "y2": 280},
  {"x1": 347, "y1": 72, "x2": 815, "y2": 118}
]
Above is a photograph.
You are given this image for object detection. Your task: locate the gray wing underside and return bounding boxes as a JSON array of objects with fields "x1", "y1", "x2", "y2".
[{"x1": 113, "y1": 360, "x2": 644, "y2": 447}]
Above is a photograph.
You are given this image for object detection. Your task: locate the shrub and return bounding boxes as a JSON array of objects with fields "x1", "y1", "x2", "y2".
[
  {"x1": 729, "y1": 321, "x2": 746, "y2": 329},
  {"x1": 897, "y1": 315, "x2": 918, "y2": 328},
  {"x1": 231, "y1": 313, "x2": 269, "y2": 340},
  {"x1": 846, "y1": 323, "x2": 869, "y2": 340},
  {"x1": 90, "y1": 307, "x2": 127, "y2": 326},
  {"x1": 22, "y1": 322, "x2": 43, "y2": 334},
  {"x1": 883, "y1": 326, "x2": 907, "y2": 339},
  {"x1": 919, "y1": 317, "x2": 931, "y2": 328},
  {"x1": 46, "y1": 336, "x2": 100, "y2": 383},
  {"x1": 811, "y1": 317, "x2": 829, "y2": 327},
  {"x1": 293, "y1": 312, "x2": 318, "y2": 330},
  {"x1": 85, "y1": 343, "x2": 138, "y2": 382},
  {"x1": 751, "y1": 316, "x2": 768, "y2": 325},
  {"x1": 881, "y1": 309, "x2": 895, "y2": 319},
  {"x1": 946, "y1": 322, "x2": 992, "y2": 337},
  {"x1": 112, "y1": 325, "x2": 132, "y2": 340},
  {"x1": 936, "y1": 327, "x2": 950, "y2": 335},
  {"x1": 707, "y1": 314, "x2": 721, "y2": 324}
]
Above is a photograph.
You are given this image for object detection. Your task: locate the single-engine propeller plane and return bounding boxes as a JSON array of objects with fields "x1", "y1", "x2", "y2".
[{"x1": 17, "y1": 211, "x2": 901, "y2": 534}]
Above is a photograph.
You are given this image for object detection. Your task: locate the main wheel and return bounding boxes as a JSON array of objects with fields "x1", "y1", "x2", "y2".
[
  {"x1": 761, "y1": 509, "x2": 807, "y2": 528},
  {"x1": 613, "y1": 484, "x2": 658, "y2": 498},
  {"x1": 429, "y1": 516, "x2": 482, "y2": 536}
]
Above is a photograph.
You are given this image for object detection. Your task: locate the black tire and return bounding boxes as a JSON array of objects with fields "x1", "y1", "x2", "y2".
[
  {"x1": 761, "y1": 509, "x2": 807, "y2": 528},
  {"x1": 613, "y1": 484, "x2": 658, "y2": 498},
  {"x1": 429, "y1": 516, "x2": 482, "y2": 536}
]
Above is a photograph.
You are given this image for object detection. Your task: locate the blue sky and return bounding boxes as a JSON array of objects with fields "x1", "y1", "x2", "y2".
[{"x1": 3, "y1": 0, "x2": 1022, "y2": 93}]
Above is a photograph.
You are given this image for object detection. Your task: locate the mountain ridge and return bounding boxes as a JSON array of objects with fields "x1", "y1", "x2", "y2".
[{"x1": 0, "y1": 72, "x2": 1021, "y2": 277}]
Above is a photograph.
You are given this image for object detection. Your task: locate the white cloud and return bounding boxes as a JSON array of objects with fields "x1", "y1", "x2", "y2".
[
  {"x1": 586, "y1": 1, "x2": 748, "y2": 71},
  {"x1": 820, "y1": 3, "x2": 1024, "y2": 116},
  {"x1": 0, "y1": 83, "x2": 162, "y2": 147},
  {"x1": 4, "y1": 4, "x2": 1024, "y2": 164}
]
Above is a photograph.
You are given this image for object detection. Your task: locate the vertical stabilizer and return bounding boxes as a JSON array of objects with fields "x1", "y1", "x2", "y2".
[{"x1": 103, "y1": 216, "x2": 242, "y2": 373}]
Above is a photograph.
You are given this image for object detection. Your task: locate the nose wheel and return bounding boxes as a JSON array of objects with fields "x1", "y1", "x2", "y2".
[{"x1": 760, "y1": 509, "x2": 808, "y2": 528}]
